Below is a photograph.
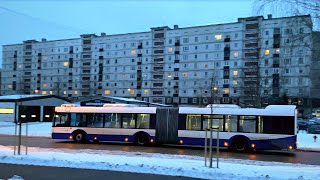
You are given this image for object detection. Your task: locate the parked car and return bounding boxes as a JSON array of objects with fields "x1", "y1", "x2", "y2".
[
  {"x1": 307, "y1": 124, "x2": 320, "y2": 134},
  {"x1": 297, "y1": 120, "x2": 309, "y2": 131}
]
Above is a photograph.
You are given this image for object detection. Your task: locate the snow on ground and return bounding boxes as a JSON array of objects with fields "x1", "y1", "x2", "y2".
[
  {"x1": 0, "y1": 122, "x2": 320, "y2": 151},
  {"x1": 0, "y1": 145, "x2": 319, "y2": 180},
  {"x1": 0, "y1": 122, "x2": 51, "y2": 137}
]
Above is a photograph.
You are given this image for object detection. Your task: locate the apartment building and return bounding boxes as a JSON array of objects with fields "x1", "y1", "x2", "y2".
[{"x1": 2, "y1": 14, "x2": 318, "y2": 112}]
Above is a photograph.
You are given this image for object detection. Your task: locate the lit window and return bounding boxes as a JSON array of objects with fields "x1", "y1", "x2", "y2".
[
  {"x1": 215, "y1": 34, "x2": 222, "y2": 40},
  {"x1": 144, "y1": 90, "x2": 149, "y2": 94},
  {"x1": 50, "y1": 91, "x2": 53, "y2": 95},
  {"x1": 0, "y1": 108, "x2": 14, "y2": 114},
  {"x1": 105, "y1": 90, "x2": 111, "y2": 95},
  {"x1": 8, "y1": 85, "x2": 12, "y2": 89},
  {"x1": 275, "y1": 48, "x2": 280, "y2": 54},
  {"x1": 63, "y1": 91, "x2": 67, "y2": 95},
  {"x1": 265, "y1": 49, "x2": 270, "y2": 55},
  {"x1": 74, "y1": 91, "x2": 78, "y2": 95},
  {"x1": 223, "y1": 88, "x2": 229, "y2": 94},
  {"x1": 168, "y1": 47, "x2": 173, "y2": 52},
  {"x1": 168, "y1": 73, "x2": 172, "y2": 78},
  {"x1": 233, "y1": 70, "x2": 238, "y2": 76},
  {"x1": 63, "y1": 62, "x2": 69, "y2": 66},
  {"x1": 233, "y1": 80, "x2": 238, "y2": 85},
  {"x1": 130, "y1": 89, "x2": 135, "y2": 94},
  {"x1": 131, "y1": 50, "x2": 136, "y2": 55},
  {"x1": 234, "y1": 51, "x2": 239, "y2": 58},
  {"x1": 182, "y1": 72, "x2": 188, "y2": 77},
  {"x1": 34, "y1": 90, "x2": 39, "y2": 94},
  {"x1": 42, "y1": 91, "x2": 47, "y2": 95},
  {"x1": 43, "y1": 84, "x2": 47, "y2": 88}
]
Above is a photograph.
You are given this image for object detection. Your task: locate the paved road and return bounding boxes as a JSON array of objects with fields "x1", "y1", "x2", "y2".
[
  {"x1": 0, "y1": 163, "x2": 201, "y2": 180},
  {"x1": 0, "y1": 135, "x2": 320, "y2": 165}
]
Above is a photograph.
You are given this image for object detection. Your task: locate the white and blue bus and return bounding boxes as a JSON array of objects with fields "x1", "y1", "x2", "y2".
[{"x1": 52, "y1": 104, "x2": 297, "y2": 152}]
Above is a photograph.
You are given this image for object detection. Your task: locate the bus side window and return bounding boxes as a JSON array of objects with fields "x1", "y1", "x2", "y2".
[
  {"x1": 137, "y1": 114, "x2": 150, "y2": 129},
  {"x1": 70, "y1": 113, "x2": 77, "y2": 127}
]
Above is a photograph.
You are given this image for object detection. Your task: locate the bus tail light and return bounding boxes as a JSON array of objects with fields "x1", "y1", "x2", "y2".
[
  {"x1": 179, "y1": 140, "x2": 183, "y2": 144},
  {"x1": 124, "y1": 138, "x2": 129, "y2": 142},
  {"x1": 69, "y1": 136, "x2": 73, "y2": 139},
  {"x1": 224, "y1": 142, "x2": 228, "y2": 147}
]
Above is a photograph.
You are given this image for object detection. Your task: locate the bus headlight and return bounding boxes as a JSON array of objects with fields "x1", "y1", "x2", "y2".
[
  {"x1": 150, "y1": 139, "x2": 154, "y2": 143},
  {"x1": 124, "y1": 138, "x2": 129, "y2": 142},
  {"x1": 289, "y1": 145, "x2": 293, "y2": 150},
  {"x1": 251, "y1": 144, "x2": 256, "y2": 148},
  {"x1": 224, "y1": 142, "x2": 229, "y2": 147},
  {"x1": 179, "y1": 140, "x2": 183, "y2": 144}
]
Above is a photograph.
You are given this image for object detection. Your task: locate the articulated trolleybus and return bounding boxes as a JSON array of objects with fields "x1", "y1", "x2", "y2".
[{"x1": 52, "y1": 104, "x2": 297, "y2": 152}]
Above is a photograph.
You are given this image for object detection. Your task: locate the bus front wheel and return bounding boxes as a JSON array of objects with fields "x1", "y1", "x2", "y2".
[
  {"x1": 134, "y1": 133, "x2": 149, "y2": 146},
  {"x1": 73, "y1": 131, "x2": 86, "y2": 143}
]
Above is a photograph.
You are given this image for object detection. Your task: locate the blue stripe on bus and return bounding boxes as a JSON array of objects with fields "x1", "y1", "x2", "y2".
[{"x1": 52, "y1": 132, "x2": 296, "y2": 150}]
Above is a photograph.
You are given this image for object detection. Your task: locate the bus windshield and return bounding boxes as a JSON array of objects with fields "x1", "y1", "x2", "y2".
[{"x1": 53, "y1": 113, "x2": 71, "y2": 127}]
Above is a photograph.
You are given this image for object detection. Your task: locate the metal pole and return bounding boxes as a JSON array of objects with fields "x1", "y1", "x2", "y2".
[
  {"x1": 216, "y1": 121, "x2": 220, "y2": 168},
  {"x1": 209, "y1": 127, "x2": 213, "y2": 168},
  {"x1": 18, "y1": 122, "x2": 21, "y2": 155},
  {"x1": 25, "y1": 122, "x2": 28, "y2": 155},
  {"x1": 14, "y1": 123, "x2": 17, "y2": 155},
  {"x1": 204, "y1": 128, "x2": 207, "y2": 166}
]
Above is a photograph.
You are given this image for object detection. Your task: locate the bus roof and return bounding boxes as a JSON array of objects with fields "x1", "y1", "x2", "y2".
[{"x1": 55, "y1": 105, "x2": 296, "y2": 116}]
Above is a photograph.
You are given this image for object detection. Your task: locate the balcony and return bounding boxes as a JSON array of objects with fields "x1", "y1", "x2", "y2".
[
  {"x1": 174, "y1": 77, "x2": 179, "y2": 80},
  {"x1": 224, "y1": 38, "x2": 230, "y2": 42},
  {"x1": 174, "y1": 51, "x2": 180, "y2": 55},
  {"x1": 273, "y1": 34, "x2": 281, "y2": 38},
  {"x1": 137, "y1": 44, "x2": 143, "y2": 49},
  {"x1": 174, "y1": 60, "x2": 180, "y2": 63},
  {"x1": 174, "y1": 41, "x2": 180, "y2": 46}
]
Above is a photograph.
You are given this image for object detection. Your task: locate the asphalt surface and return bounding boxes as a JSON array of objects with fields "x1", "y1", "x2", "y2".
[
  {"x1": 0, "y1": 135, "x2": 320, "y2": 165},
  {"x1": 0, "y1": 163, "x2": 201, "y2": 180}
]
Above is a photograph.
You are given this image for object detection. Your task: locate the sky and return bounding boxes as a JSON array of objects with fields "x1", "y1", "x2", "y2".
[{"x1": 0, "y1": 0, "x2": 256, "y2": 65}]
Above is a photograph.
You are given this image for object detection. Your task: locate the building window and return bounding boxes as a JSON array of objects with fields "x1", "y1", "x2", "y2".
[
  {"x1": 74, "y1": 91, "x2": 78, "y2": 95},
  {"x1": 131, "y1": 50, "x2": 136, "y2": 55},
  {"x1": 63, "y1": 91, "x2": 67, "y2": 95},
  {"x1": 182, "y1": 72, "x2": 188, "y2": 77},
  {"x1": 265, "y1": 49, "x2": 270, "y2": 55},
  {"x1": 194, "y1": 37, "x2": 198, "y2": 42},
  {"x1": 234, "y1": 51, "x2": 239, "y2": 58},
  {"x1": 105, "y1": 90, "x2": 111, "y2": 95},
  {"x1": 233, "y1": 70, "x2": 238, "y2": 76},
  {"x1": 34, "y1": 89, "x2": 39, "y2": 94},
  {"x1": 183, "y1": 38, "x2": 189, "y2": 43},
  {"x1": 298, "y1": 58, "x2": 304, "y2": 64},
  {"x1": 215, "y1": 34, "x2": 222, "y2": 40},
  {"x1": 42, "y1": 91, "x2": 47, "y2": 95},
  {"x1": 265, "y1": 31, "x2": 269, "y2": 35},
  {"x1": 63, "y1": 62, "x2": 69, "y2": 67},
  {"x1": 223, "y1": 88, "x2": 229, "y2": 94},
  {"x1": 275, "y1": 48, "x2": 280, "y2": 54},
  {"x1": 168, "y1": 47, "x2": 173, "y2": 52},
  {"x1": 43, "y1": 84, "x2": 47, "y2": 88},
  {"x1": 233, "y1": 80, "x2": 237, "y2": 85},
  {"x1": 144, "y1": 89, "x2": 149, "y2": 94},
  {"x1": 183, "y1": 46, "x2": 189, "y2": 52}
]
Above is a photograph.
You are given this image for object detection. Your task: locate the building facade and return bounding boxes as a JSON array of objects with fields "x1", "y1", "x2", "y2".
[{"x1": 2, "y1": 15, "x2": 318, "y2": 112}]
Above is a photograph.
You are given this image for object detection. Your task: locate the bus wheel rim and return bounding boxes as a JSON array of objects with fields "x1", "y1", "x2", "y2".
[{"x1": 76, "y1": 134, "x2": 82, "y2": 141}]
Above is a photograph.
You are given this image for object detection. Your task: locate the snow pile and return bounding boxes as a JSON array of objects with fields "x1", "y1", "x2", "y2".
[
  {"x1": 0, "y1": 122, "x2": 51, "y2": 137},
  {"x1": 0, "y1": 145, "x2": 319, "y2": 180},
  {"x1": 0, "y1": 175, "x2": 24, "y2": 180}
]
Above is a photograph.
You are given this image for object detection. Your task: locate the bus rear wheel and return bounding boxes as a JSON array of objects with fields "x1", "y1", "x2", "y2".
[
  {"x1": 73, "y1": 132, "x2": 86, "y2": 143},
  {"x1": 231, "y1": 137, "x2": 248, "y2": 152},
  {"x1": 135, "y1": 133, "x2": 149, "y2": 146}
]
